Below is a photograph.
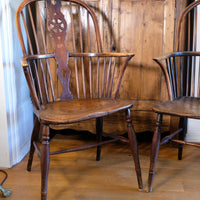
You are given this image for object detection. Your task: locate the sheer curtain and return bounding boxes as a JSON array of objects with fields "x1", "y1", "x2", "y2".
[{"x1": 0, "y1": 0, "x2": 33, "y2": 167}]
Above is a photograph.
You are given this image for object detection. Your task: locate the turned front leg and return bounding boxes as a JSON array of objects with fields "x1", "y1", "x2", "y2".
[
  {"x1": 148, "y1": 113, "x2": 162, "y2": 192},
  {"x1": 40, "y1": 125, "x2": 50, "y2": 200},
  {"x1": 126, "y1": 109, "x2": 143, "y2": 190}
]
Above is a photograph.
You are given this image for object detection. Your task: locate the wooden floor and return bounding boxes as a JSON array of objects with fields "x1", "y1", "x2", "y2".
[{"x1": 1, "y1": 133, "x2": 200, "y2": 200}]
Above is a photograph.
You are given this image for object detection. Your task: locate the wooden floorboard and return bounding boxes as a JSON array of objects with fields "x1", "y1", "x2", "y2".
[{"x1": 1, "y1": 134, "x2": 200, "y2": 200}]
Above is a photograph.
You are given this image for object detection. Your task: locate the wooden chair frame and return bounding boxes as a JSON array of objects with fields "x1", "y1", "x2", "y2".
[
  {"x1": 148, "y1": 1, "x2": 200, "y2": 192},
  {"x1": 148, "y1": 51, "x2": 200, "y2": 192},
  {"x1": 16, "y1": 0, "x2": 143, "y2": 199}
]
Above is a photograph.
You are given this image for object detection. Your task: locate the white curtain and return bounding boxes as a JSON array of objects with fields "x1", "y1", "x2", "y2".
[{"x1": 0, "y1": 0, "x2": 33, "y2": 168}]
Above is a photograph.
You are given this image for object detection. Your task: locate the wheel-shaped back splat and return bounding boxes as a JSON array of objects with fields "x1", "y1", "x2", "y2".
[{"x1": 47, "y1": 0, "x2": 73, "y2": 100}]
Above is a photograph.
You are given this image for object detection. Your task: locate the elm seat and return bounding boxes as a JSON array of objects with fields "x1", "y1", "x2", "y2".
[
  {"x1": 39, "y1": 99, "x2": 134, "y2": 124},
  {"x1": 153, "y1": 97, "x2": 200, "y2": 119}
]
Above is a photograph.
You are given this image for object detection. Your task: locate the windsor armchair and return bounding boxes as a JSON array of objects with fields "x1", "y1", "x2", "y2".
[
  {"x1": 16, "y1": 0, "x2": 143, "y2": 199},
  {"x1": 148, "y1": 1, "x2": 200, "y2": 192},
  {"x1": 148, "y1": 52, "x2": 200, "y2": 192}
]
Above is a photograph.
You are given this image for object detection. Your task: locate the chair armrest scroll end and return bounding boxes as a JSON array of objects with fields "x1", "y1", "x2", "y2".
[{"x1": 21, "y1": 57, "x2": 28, "y2": 68}]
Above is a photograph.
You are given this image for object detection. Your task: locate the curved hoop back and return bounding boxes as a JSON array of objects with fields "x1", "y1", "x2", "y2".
[
  {"x1": 16, "y1": 0, "x2": 133, "y2": 107},
  {"x1": 16, "y1": 0, "x2": 103, "y2": 102},
  {"x1": 154, "y1": 51, "x2": 200, "y2": 100},
  {"x1": 176, "y1": 0, "x2": 200, "y2": 51}
]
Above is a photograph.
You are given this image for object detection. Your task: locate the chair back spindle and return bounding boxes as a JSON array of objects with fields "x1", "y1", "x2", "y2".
[{"x1": 154, "y1": 52, "x2": 200, "y2": 100}]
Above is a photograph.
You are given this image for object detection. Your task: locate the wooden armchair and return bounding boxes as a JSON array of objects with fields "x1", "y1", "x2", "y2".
[
  {"x1": 148, "y1": 51, "x2": 200, "y2": 192},
  {"x1": 148, "y1": 1, "x2": 200, "y2": 192},
  {"x1": 16, "y1": 0, "x2": 143, "y2": 199}
]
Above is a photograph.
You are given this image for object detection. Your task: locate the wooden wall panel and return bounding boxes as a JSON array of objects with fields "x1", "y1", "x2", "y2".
[
  {"x1": 96, "y1": 0, "x2": 175, "y2": 133},
  {"x1": 118, "y1": 0, "x2": 165, "y2": 101}
]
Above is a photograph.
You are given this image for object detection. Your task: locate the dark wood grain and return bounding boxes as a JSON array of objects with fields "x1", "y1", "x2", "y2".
[
  {"x1": 153, "y1": 97, "x2": 200, "y2": 119},
  {"x1": 39, "y1": 99, "x2": 133, "y2": 124}
]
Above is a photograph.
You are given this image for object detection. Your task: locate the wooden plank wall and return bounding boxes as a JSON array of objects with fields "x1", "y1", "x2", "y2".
[{"x1": 85, "y1": 0, "x2": 176, "y2": 134}]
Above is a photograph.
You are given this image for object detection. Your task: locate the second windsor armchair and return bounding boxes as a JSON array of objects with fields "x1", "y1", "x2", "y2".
[{"x1": 148, "y1": 0, "x2": 200, "y2": 192}]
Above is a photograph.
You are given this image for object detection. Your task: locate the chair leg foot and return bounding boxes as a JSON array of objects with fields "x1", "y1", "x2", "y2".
[
  {"x1": 147, "y1": 113, "x2": 162, "y2": 193},
  {"x1": 178, "y1": 148, "x2": 183, "y2": 160},
  {"x1": 27, "y1": 118, "x2": 40, "y2": 172},
  {"x1": 96, "y1": 117, "x2": 103, "y2": 161},
  {"x1": 96, "y1": 147, "x2": 101, "y2": 161},
  {"x1": 27, "y1": 147, "x2": 35, "y2": 172},
  {"x1": 126, "y1": 109, "x2": 143, "y2": 190},
  {"x1": 135, "y1": 168, "x2": 143, "y2": 190},
  {"x1": 41, "y1": 192, "x2": 47, "y2": 200},
  {"x1": 147, "y1": 171, "x2": 154, "y2": 193},
  {"x1": 178, "y1": 117, "x2": 187, "y2": 160},
  {"x1": 41, "y1": 125, "x2": 50, "y2": 200}
]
